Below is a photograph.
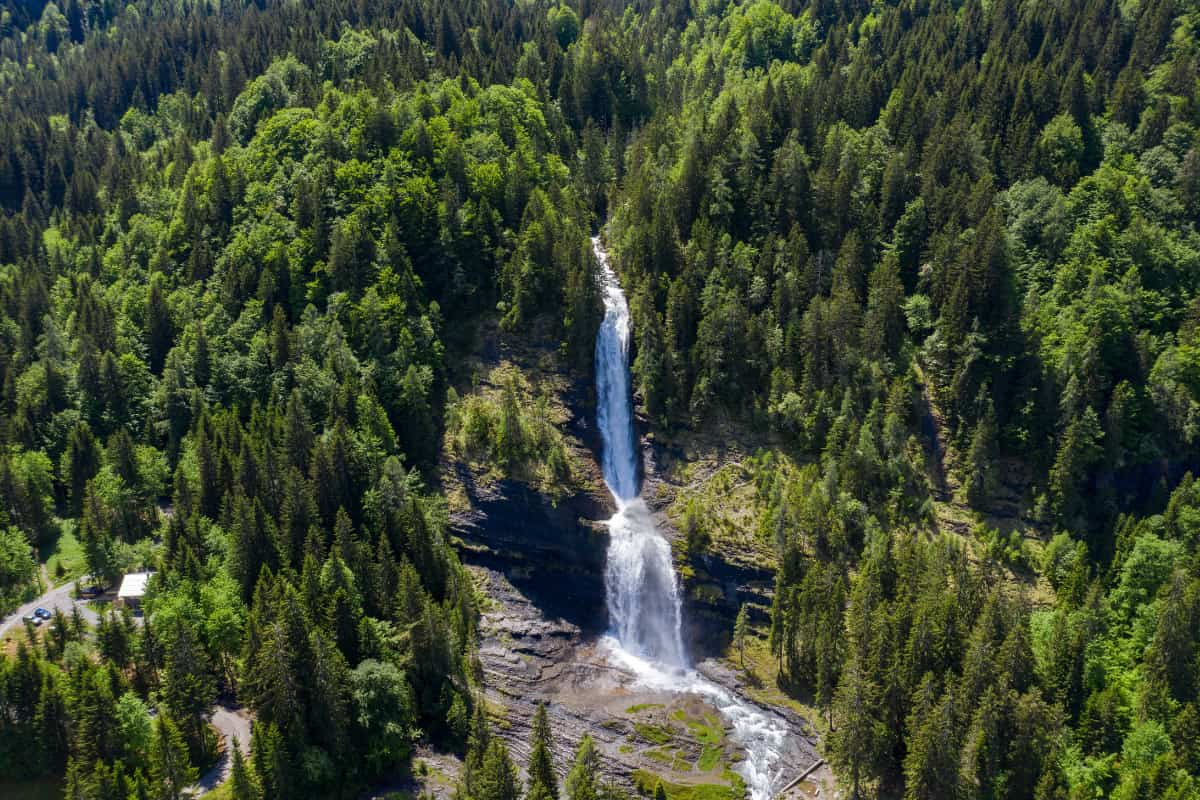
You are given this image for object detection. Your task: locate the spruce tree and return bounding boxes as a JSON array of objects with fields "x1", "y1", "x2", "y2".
[
  {"x1": 734, "y1": 604, "x2": 749, "y2": 669},
  {"x1": 228, "y1": 739, "x2": 260, "y2": 800},
  {"x1": 464, "y1": 701, "x2": 491, "y2": 798},
  {"x1": 527, "y1": 703, "x2": 558, "y2": 800},
  {"x1": 475, "y1": 740, "x2": 520, "y2": 800},
  {"x1": 149, "y1": 713, "x2": 196, "y2": 800},
  {"x1": 564, "y1": 735, "x2": 599, "y2": 800}
]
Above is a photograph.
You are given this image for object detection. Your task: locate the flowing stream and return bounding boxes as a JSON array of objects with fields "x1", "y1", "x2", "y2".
[{"x1": 592, "y1": 237, "x2": 789, "y2": 800}]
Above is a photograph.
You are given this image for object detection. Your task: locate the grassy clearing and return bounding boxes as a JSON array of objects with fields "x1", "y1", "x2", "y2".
[
  {"x1": 626, "y1": 702, "x2": 665, "y2": 714},
  {"x1": 39, "y1": 520, "x2": 86, "y2": 585},
  {"x1": 631, "y1": 770, "x2": 740, "y2": 800},
  {"x1": 2, "y1": 621, "x2": 44, "y2": 656}
]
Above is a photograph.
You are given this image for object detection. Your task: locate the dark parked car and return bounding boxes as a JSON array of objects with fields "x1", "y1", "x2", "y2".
[
  {"x1": 21, "y1": 614, "x2": 42, "y2": 626},
  {"x1": 78, "y1": 585, "x2": 104, "y2": 598},
  {"x1": 33, "y1": 607, "x2": 51, "y2": 620}
]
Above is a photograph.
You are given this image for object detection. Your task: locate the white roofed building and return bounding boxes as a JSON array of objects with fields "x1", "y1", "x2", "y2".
[{"x1": 117, "y1": 571, "x2": 153, "y2": 609}]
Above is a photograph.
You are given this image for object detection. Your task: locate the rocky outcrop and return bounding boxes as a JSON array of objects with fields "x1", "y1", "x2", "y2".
[
  {"x1": 451, "y1": 469, "x2": 613, "y2": 634},
  {"x1": 639, "y1": 436, "x2": 777, "y2": 661},
  {"x1": 680, "y1": 551, "x2": 775, "y2": 660}
]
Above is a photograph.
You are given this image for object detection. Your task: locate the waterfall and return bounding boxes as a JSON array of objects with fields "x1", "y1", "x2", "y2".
[
  {"x1": 592, "y1": 237, "x2": 788, "y2": 800},
  {"x1": 595, "y1": 239, "x2": 686, "y2": 666}
]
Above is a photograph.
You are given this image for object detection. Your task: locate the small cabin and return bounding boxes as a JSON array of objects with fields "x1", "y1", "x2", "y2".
[{"x1": 117, "y1": 571, "x2": 153, "y2": 610}]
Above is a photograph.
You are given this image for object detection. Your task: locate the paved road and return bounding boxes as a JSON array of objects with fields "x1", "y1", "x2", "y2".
[
  {"x1": 0, "y1": 579, "x2": 102, "y2": 639},
  {"x1": 189, "y1": 704, "x2": 254, "y2": 796}
]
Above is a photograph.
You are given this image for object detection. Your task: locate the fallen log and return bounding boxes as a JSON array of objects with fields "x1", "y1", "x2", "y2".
[{"x1": 774, "y1": 758, "x2": 825, "y2": 799}]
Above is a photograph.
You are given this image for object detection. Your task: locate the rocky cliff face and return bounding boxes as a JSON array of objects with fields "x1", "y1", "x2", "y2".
[
  {"x1": 436, "y1": 334, "x2": 809, "y2": 798},
  {"x1": 452, "y1": 472, "x2": 612, "y2": 635},
  {"x1": 639, "y1": 436, "x2": 777, "y2": 661},
  {"x1": 446, "y1": 389, "x2": 772, "y2": 662}
]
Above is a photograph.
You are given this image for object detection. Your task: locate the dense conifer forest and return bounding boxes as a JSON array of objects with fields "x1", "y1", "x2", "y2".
[{"x1": 0, "y1": 0, "x2": 1197, "y2": 798}]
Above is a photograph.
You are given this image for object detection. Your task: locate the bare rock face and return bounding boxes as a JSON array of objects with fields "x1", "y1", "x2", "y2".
[
  {"x1": 472, "y1": 566, "x2": 644, "y2": 790},
  {"x1": 452, "y1": 474, "x2": 613, "y2": 635}
]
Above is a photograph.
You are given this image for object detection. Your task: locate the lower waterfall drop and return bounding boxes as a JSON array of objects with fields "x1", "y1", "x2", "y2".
[{"x1": 592, "y1": 236, "x2": 788, "y2": 800}]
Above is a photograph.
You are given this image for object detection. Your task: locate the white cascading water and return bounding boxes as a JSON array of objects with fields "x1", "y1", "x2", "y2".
[{"x1": 592, "y1": 237, "x2": 789, "y2": 800}]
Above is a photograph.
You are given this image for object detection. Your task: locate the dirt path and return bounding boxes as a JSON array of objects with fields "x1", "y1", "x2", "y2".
[
  {"x1": 188, "y1": 704, "x2": 254, "y2": 796},
  {"x1": 0, "y1": 579, "x2": 101, "y2": 639}
]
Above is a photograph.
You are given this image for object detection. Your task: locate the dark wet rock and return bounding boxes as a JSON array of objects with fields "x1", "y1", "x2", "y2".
[
  {"x1": 680, "y1": 554, "x2": 775, "y2": 661},
  {"x1": 452, "y1": 475, "x2": 612, "y2": 635}
]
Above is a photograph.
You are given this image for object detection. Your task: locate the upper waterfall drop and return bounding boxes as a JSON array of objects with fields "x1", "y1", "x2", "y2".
[{"x1": 594, "y1": 237, "x2": 639, "y2": 503}]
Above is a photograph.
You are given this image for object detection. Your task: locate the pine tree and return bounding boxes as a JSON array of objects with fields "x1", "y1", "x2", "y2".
[
  {"x1": 964, "y1": 400, "x2": 999, "y2": 509},
  {"x1": 564, "y1": 735, "x2": 599, "y2": 800},
  {"x1": 827, "y1": 657, "x2": 886, "y2": 798},
  {"x1": 862, "y1": 251, "x2": 905, "y2": 362},
  {"x1": 78, "y1": 482, "x2": 121, "y2": 585},
  {"x1": 734, "y1": 604, "x2": 749, "y2": 669},
  {"x1": 251, "y1": 722, "x2": 296, "y2": 800},
  {"x1": 146, "y1": 274, "x2": 173, "y2": 375},
  {"x1": 62, "y1": 421, "x2": 100, "y2": 517},
  {"x1": 1050, "y1": 407, "x2": 1105, "y2": 529},
  {"x1": 527, "y1": 703, "x2": 559, "y2": 800},
  {"x1": 229, "y1": 739, "x2": 260, "y2": 800},
  {"x1": 474, "y1": 740, "x2": 520, "y2": 800},
  {"x1": 903, "y1": 684, "x2": 962, "y2": 800},
  {"x1": 464, "y1": 700, "x2": 491, "y2": 797},
  {"x1": 149, "y1": 713, "x2": 196, "y2": 800},
  {"x1": 161, "y1": 617, "x2": 216, "y2": 752}
]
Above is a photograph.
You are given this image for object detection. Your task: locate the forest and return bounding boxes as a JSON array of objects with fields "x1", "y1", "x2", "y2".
[{"x1": 0, "y1": 0, "x2": 1197, "y2": 798}]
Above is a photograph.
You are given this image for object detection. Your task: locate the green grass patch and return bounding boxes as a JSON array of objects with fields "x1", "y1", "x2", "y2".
[
  {"x1": 39, "y1": 521, "x2": 86, "y2": 585},
  {"x1": 697, "y1": 746, "x2": 724, "y2": 772},
  {"x1": 634, "y1": 722, "x2": 674, "y2": 745},
  {"x1": 626, "y1": 702, "x2": 665, "y2": 714},
  {"x1": 646, "y1": 748, "x2": 674, "y2": 765},
  {"x1": 722, "y1": 770, "x2": 747, "y2": 798},
  {"x1": 644, "y1": 748, "x2": 693, "y2": 772},
  {"x1": 631, "y1": 770, "x2": 739, "y2": 800},
  {"x1": 672, "y1": 709, "x2": 724, "y2": 747}
]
